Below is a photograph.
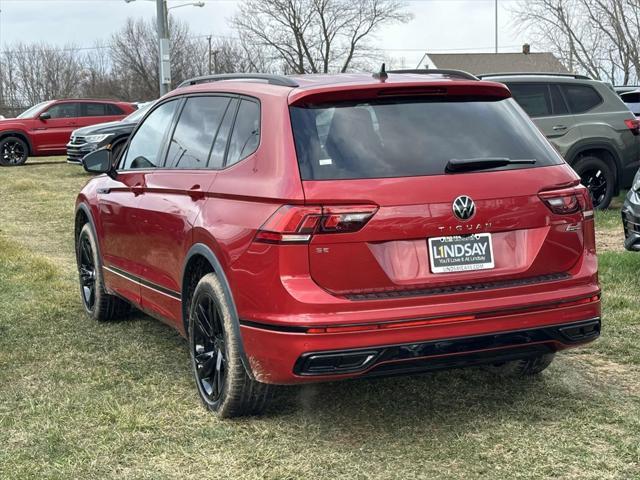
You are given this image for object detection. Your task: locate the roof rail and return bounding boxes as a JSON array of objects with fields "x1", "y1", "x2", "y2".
[
  {"x1": 478, "y1": 72, "x2": 591, "y2": 80},
  {"x1": 177, "y1": 73, "x2": 299, "y2": 89},
  {"x1": 388, "y1": 69, "x2": 478, "y2": 81}
]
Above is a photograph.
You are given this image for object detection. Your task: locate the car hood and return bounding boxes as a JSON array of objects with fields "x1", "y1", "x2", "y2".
[
  {"x1": 73, "y1": 120, "x2": 137, "y2": 136},
  {"x1": 0, "y1": 118, "x2": 27, "y2": 128}
]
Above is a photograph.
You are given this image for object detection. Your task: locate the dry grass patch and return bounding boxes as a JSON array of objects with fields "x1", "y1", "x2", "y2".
[{"x1": 1, "y1": 159, "x2": 639, "y2": 479}]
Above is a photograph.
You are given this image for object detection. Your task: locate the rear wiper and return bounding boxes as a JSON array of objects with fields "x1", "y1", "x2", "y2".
[{"x1": 445, "y1": 157, "x2": 536, "y2": 173}]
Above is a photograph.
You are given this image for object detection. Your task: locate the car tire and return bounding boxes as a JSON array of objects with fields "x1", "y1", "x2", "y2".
[
  {"x1": 573, "y1": 155, "x2": 615, "y2": 209},
  {"x1": 0, "y1": 136, "x2": 29, "y2": 166},
  {"x1": 188, "y1": 273, "x2": 273, "y2": 417},
  {"x1": 488, "y1": 353, "x2": 555, "y2": 376},
  {"x1": 76, "y1": 223, "x2": 131, "y2": 321}
]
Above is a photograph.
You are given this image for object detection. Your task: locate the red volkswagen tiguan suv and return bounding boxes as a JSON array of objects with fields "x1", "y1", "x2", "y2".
[{"x1": 75, "y1": 70, "x2": 601, "y2": 417}]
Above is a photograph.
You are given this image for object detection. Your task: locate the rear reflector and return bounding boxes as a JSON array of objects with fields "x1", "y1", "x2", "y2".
[
  {"x1": 255, "y1": 204, "x2": 378, "y2": 244},
  {"x1": 307, "y1": 315, "x2": 476, "y2": 334}
]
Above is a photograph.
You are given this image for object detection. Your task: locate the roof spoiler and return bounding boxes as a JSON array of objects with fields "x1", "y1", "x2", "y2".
[{"x1": 388, "y1": 69, "x2": 478, "y2": 81}]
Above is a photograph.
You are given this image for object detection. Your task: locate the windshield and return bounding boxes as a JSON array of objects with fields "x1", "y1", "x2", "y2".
[
  {"x1": 290, "y1": 97, "x2": 563, "y2": 180},
  {"x1": 17, "y1": 101, "x2": 54, "y2": 119},
  {"x1": 124, "y1": 101, "x2": 155, "y2": 123}
]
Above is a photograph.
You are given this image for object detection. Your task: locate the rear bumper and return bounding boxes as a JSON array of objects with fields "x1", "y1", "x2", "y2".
[
  {"x1": 240, "y1": 298, "x2": 601, "y2": 384},
  {"x1": 622, "y1": 189, "x2": 640, "y2": 251},
  {"x1": 294, "y1": 318, "x2": 600, "y2": 377}
]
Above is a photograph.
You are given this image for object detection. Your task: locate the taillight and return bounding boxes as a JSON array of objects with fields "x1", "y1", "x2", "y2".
[
  {"x1": 539, "y1": 185, "x2": 594, "y2": 219},
  {"x1": 625, "y1": 118, "x2": 640, "y2": 135},
  {"x1": 255, "y1": 205, "x2": 378, "y2": 244}
]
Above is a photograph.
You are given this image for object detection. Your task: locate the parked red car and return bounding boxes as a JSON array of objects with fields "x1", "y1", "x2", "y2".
[
  {"x1": 0, "y1": 99, "x2": 135, "y2": 166},
  {"x1": 75, "y1": 71, "x2": 601, "y2": 417}
]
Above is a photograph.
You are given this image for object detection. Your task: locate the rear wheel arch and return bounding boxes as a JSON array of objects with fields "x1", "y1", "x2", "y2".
[
  {"x1": 568, "y1": 143, "x2": 622, "y2": 191},
  {"x1": 181, "y1": 243, "x2": 255, "y2": 379}
]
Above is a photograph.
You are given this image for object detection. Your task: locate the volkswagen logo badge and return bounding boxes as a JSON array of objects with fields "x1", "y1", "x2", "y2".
[{"x1": 452, "y1": 195, "x2": 476, "y2": 221}]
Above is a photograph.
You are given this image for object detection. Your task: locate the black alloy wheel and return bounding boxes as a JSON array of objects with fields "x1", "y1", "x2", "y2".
[
  {"x1": 78, "y1": 235, "x2": 97, "y2": 311},
  {"x1": 573, "y1": 155, "x2": 615, "y2": 209},
  {"x1": 192, "y1": 293, "x2": 227, "y2": 404},
  {"x1": 0, "y1": 137, "x2": 28, "y2": 166},
  {"x1": 581, "y1": 167, "x2": 608, "y2": 207}
]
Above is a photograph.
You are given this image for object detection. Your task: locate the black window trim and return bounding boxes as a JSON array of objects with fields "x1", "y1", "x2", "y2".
[
  {"x1": 117, "y1": 92, "x2": 261, "y2": 173},
  {"x1": 549, "y1": 84, "x2": 570, "y2": 115},
  {"x1": 206, "y1": 97, "x2": 237, "y2": 169}
]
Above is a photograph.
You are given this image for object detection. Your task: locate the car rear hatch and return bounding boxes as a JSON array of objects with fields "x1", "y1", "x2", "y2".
[{"x1": 281, "y1": 81, "x2": 593, "y2": 298}]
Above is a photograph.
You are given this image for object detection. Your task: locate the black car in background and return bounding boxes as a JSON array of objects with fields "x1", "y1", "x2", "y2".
[
  {"x1": 66, "y1": 101, "x2": 154, "y2": 164},
  {"x1": 622, "y1": 168, "x2": 640, "y2": 251}
]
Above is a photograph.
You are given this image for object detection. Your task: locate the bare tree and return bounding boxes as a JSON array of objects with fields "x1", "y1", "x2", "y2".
[
  {"x1": 512, "y1": 0, "x2": 640, "y2": 84},
  {"x1": 109, "y1": 16, "x2": 213, "y2": 100},
  {"x1": 232, "y1": 0, "x2": 412, "y2": 74},
  {"x1": 0, "y1": 43, "x2": 85, "y2": 112}
]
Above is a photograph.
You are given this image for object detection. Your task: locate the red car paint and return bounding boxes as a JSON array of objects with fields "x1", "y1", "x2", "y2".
[
  {"x1": 0, "y1": 99, "x2": 135, "y2": 156},
  {"x1": 76, "y1": 73, "x2": 600, "y2": 385}
]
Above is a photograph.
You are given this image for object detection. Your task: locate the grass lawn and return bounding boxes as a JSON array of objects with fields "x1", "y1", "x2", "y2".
[{"x1": 1, "y1": 157, "x2": 639, "y2": 479}]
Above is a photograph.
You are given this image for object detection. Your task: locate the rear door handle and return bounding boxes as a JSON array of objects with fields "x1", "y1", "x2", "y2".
[
  {"x1": 552, "y1": 125, "x2": 568, "y2": 131},
  {"x1": 188, "y1": 184, "x2": 205, "y2": 200},
  {"x1": 131, "y1": 183, "x2": 144, "y2": 196}
]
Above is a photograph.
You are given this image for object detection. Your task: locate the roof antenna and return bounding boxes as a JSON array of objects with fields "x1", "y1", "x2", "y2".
[{"x1": 373, "y1": 63, "x2": 388, "y2": 81}]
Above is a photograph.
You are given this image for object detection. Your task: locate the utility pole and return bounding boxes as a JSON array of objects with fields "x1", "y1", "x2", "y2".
[
  {"x1": 494, "y1": 0, "x2": 498, "y2": 54},
  {"x1": 156, "y1": 0, "x2": 171, "y2": 95},
  {"x1": 208, "y1": 35, "x2": 212, "y2": 74}
]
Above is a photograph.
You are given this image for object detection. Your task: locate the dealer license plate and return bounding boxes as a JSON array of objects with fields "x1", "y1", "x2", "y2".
[{"x1": 428, "y1": 234, "x2": 494, "y2": 273}]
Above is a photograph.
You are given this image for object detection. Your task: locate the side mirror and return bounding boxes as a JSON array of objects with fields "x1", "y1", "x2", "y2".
[
  {"x1": 39, "y1": 112, "x2": 51, "y2": 120},
  {"x1": 83, "y1": 148, "x2": 116, "y2": 179}
]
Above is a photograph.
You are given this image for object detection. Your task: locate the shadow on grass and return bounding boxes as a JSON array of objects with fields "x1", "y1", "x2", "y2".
[{"x1": 105, "y1": 304, "x2": 605, "y2": 433}]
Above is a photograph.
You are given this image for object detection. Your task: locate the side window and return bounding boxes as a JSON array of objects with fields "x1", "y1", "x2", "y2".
[
  {"x1": 225, "y1": 100, "x2": 260, "y2": 166},
  {"x1": 46, "y1": 103, "x2": 80, "y2": 118},
  {"x1": 561, "y1": 84, "x2": 602, "y2": 113},
  {"x1": 166, "y1": 96, "x2": 230, "y2": 170},
  {"x1": 121, "y1": 100, "x2": 179, "y2": 170},
  {"x1": 209, "y1": 99, "x2": 238, "y2": 169},
  {"x1": 83, "y1": 103, "x2": 107, "y2": 117},
  {"x1": 107, "y1": 104, "x2": 125, "y2": 115},
  {"x1": 507, "y1": 83, "x2": 551, "y2": 117},
  {"x1": 550, "y1": 85, "x2": 569, "y2": 115}
]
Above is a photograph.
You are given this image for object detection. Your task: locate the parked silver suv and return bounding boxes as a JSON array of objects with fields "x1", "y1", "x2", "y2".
[{"x1": 480, "y1": 73, "x2": 640, "y2": 209}]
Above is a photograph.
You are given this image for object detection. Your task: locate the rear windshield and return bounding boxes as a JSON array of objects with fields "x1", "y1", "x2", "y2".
[{"x1": 289, "y1": 97, "x2": 562, "y2": 180}]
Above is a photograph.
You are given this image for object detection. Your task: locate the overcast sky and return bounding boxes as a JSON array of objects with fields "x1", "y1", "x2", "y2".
[{"x1": 0, "y1": 0, "x2": 530, "y2": 67}]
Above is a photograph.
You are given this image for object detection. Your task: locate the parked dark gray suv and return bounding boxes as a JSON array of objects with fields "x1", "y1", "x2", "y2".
[{"x1": 481, "y1": 73, "x2": 640, "y2": 209}]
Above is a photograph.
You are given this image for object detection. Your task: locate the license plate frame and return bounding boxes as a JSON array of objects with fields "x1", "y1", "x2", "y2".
[{"x1": 428, "y1": 233, "x2": 495, "y2": 274}]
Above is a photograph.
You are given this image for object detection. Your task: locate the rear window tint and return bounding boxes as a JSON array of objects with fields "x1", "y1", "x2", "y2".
[
  {"x1": 290, "y1": 98, "x2": 562, "y2": 181},
  {"x1": 166, "y1": 96, "x2": 230, "y2": 169},
  {"x1": 226, "y1": 100, "x2": 260, "y2": 167},
  {"x1": 84, "y1": 103, "x2": 107, "y2": 116},
  {"x1": 107, "y1": 104, "x2": 125, "y2": 115},
  {"x1": 561, "y1": 84, "x2": 602, "y2": 113},
  {"x1": 507, "y1": 83, "x2": 551, "y2": 117}
]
